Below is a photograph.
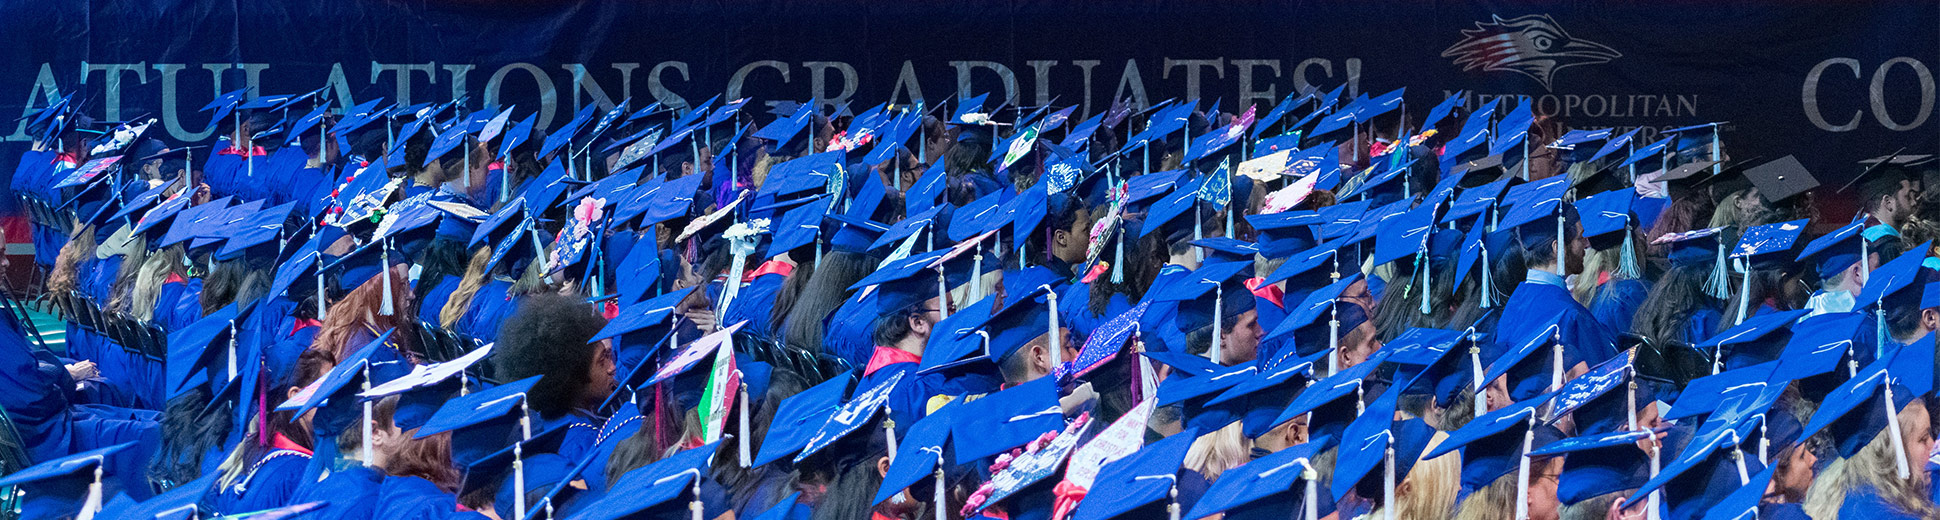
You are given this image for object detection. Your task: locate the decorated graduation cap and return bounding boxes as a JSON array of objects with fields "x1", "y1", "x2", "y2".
[
  {"x1": 0, "y1": 442, "x2": 135, "y2": 520},
  {"x1": 1183, "y1": 434, "x2": 1335, "y2": 520},
  {"x1": 950, "y1": 376, "x2": 1065, "y2": 465},
  {"x1": 1546, "y1": 348, "x2": 1655, "y2": 437},
  {"x1": 1656, "y1": 226, "x2": 1733, "y2": 301},
  {"x1": 752, "y1": 372, "x2": 854, "y2": 467},
  {"x1": 577, "y1": 441, "x2": 722, "y2": 520},
  {"x1": 1068, "y1": 426, "x2": 1198, "y2": 520},
  {"x1": 793, "y1": 369, "x2": 902, "y2": 466}
]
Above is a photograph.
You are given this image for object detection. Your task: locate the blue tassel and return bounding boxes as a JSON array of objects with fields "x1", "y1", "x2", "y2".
[
  {"x1": 1704, "y1": 242, "x2": 1731, "y2": 300},
  {"x1": 1617, "y1": 231, "x2": 1641, "y2": 280}
]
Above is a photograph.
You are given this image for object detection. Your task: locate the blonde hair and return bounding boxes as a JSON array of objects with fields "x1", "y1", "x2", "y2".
[
  {"x1": 1803, "y1": 399, "x2": 1937, "y2": 520},
  {"x1": 46, "y1": 225, "x2": 98, "y2": 294},
  {"x1": 439, "y1": 246, "x2": 493, "y2": 329},
  {"x1": 1453, "y1": 467, "x2": 1521, "y2": 520},
  {"x1": 1184, "y1": 422, "x2": 1250, "y2": 481},
  {"x1": 131, "y1": 245, "x2": 187, "y2": 321},
  {"x1": 1367, "y1": 431, "x2": 1461, "y2": 520}
]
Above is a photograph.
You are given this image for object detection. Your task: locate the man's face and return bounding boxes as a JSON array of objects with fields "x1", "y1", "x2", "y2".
[
  {"x1": 1895, "y1": 179, "x2": 1922, "y2": 221},
  {"x1": 1776, "y1": 444, "x2": 1817, "y2": 501},
  {"x1": 1054, "y1": 207, "x2": 1095, "y2": 264},
  {"x1": 1219, "y1": 310, "x2": 1262, "y2": 364}
]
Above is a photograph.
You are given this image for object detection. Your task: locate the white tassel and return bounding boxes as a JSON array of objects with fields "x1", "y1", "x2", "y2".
[
  {"x1": 1480, "y1": 245, "x2": 1495, "y2": 309},
  {"x1": 934, "y1": 465, "x2": 948, "y2": 520},
  {"x1": 1168, "y1": 485, "x2": 1182, "y2": 520},
  {"x1": 1734, "y1": 258, "x2": 1753, "y2": 326},
  {"x1": 690, "y1": 478, "x2": 704, "y2": 520},
  {"x1": 1470, "y1": 340, "x2": 1488, "y2": 414},
  {"x1": 361, "y1": 364, "x2": 374, "y2": 465},
  {"x1": 883, "y1": 408, "x2": 900, "y2": 464},
  {"x1": 513, "y1": 443, "x2": 527, "y2": 520},
  {"x1": 1514, "y1": 422, "x2": 1534, "y2": 520},
  {"x1": 1383, "y1": 446, "x2": 1397, "y2": 520},
  {"x1": 1139, "y1": 341, "x2": 1157, "y2": 403},
  {"x1": 225, "y1": 319, "x2": 238, "y2": 381},
  {"x1": 936, "y1": 270, "x2": 950, "y2": 321},
  {"x1": 1211, "y1": 285, "x2": 1224, "y2": 365},
  {"x1": 1885, "y1": 383, "x2": 1911, "y2": 479},
  {"x1": 1303, "y1": 465, "x2": 1320, "y2": 520},
  {"x1": 1327, "y1": 302, "x2": 1341, "y2": 375},
  {"x1": 971, "y1": 244, "x2": 984, "y2": 302},
  {"x1": 1046, "y1": 288, "x2": 1062, "y2": 367},
  {"x1": 1550, "y1": 329, "x2": 1564, "y2": 394},
  {"x1": 379, "y1": 240, "x2": 395, "y2": 316},
  {"x1": 78, "y1": 465, "x2": 104, "y2": 520},
  {"x1": 1418, "y1": 252, "x2": 1431, "y2": 316},
  {"x1": 1647, "y1": 436, "x2": 1662, "y2": 520},
  {"x1": 738, "y1": 382, "x2": 751, "y2": 468}
]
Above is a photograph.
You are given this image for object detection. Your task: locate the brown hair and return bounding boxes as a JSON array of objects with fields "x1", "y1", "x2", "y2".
[
  {"x1": 313, "y1": 267, "x2": 419, "y2": 361},
  {"x1": 47, "y1": 224, "x2": 98, "y2": 294},
  {"x1": 374, "y1": 394, "x2": 460, "y2": 492}
]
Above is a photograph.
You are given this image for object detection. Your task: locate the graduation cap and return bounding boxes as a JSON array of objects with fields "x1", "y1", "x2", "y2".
[
  {"x1": 1798, "y1": 358, "x2": 1921, "y2": 473},
  {"x1": 1854, "y1": 240, "x2": 1932, "y2": 310},
  {"x1": 950, "y1": 376, "x2": 1065, "y2": 465},
  {"x1": 577, "y1": 441, "x2": 722, "y2": 520},
  {"x1": 200, "y1": 87, "x2": 252, "y2": 132},
  {"x1": 1424, "y1": 392, "x2": 1562, "y2": 493},
  {"x1": 1528, "y1": 428, "x2": 1656, "y2": 506},
  {"x1": 1481, "y1": 311, "x2": 1580, "y2": 401},
  {"x1": 1697, "y1": 309, "x2": 1809, "y2": 372},
  {"x1": 1768, "y1": 311, "x2": 1866, "y2": 385},
  {"x1": 1271, "y1": 350, "x2": 1388, "y2": 444},
  {"x1": 538, "y1": 103, "x2": 600, "y2": 160},
  {"x1": 873, "y1": 402, "x2": 962, "y2": 506},
  {"x1": 1261, "y1": 273, "x2": 1364, "y2": 366},
  {"x1": 1738, "y1": 155, "x2": 1819, "y2": 204},
  {"x1": 460, "y1": 424, "x2": 576, "y2": 520},
  {"x1": 282, "y1": 331, "x2": 412, "y2": 455},
  {"x1": 1422, "y1": 92, "x2": 1467, "y2": 132},
  {"x1": 793, "y1": 369, "x2": 902, "y2": 464},
  {"x1": 752, "y1": 373, "x2": 854, "y2": 467},
  {"x1": 1625, "y1": 423, "x2": 1761, "y2": 520},
  {"x1": 1182, "y1": 434, "x2": 1334, "y2": 520},
  {"x1": 1068, "y1": 427, "x2": 1198, "y2": 520},
  {"x1": 1331, "y1": 405, "x2": 1439, "y2": 507},
  {"x1": 1656, "y1": 226, "x2": 1733, "y2": 301},
  {"x1": 972, "y1": 282, "x2": 1067, "y2": 370},
  {"x1": 496, "y1": 114, "x2": 540, "y2": 161},
  {"x1": 1796, "y1": 219, "x2": 1867, "y2": 281},
  {"x1": 0, "y1": 442, "x2": 134, "y2": 520},
  {"x1": 1549, "y1": 128, "x2": 1616, "y2": 164},
  {"x1": 414, "y1": 375, "x2": 543, "y2": 466},
  {"x1": 1546, "y1": 349, "x2": 1654, "y2": 436},
  {"x1": 753, "y1": 101, "x2": 817, "y2": 153}
]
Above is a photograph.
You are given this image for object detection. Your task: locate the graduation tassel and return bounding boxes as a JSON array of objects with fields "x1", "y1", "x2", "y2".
[
  {"x1": 1550, "y1": 328, "x2": 1564, "y2": 394},
  {"x1": 1647, "y1": 437, "x2": 1663, "y2": 520},
  {"x1": 971, "y1": 243, "x2": 984, "y2": 302},
  {"x1": 1383, "y1": 446, "x2": 1397, "y2": 520},
  {"x1": 1703, "y1": 240, "x2": 1730, "y2": 300},
  {"x1": 933, "y1": 462, "x2": 948, "y2": 520},
  {"x1": 883, "y1": 410, "x2": 900, "y2": 464},
  {"x1": 1327, "y1": 297, "x2": 1341, "y2": 375},
  {"x1": 936, "y1": 270, "x2": 951, "y2": 321},
  {"x1": 361, "y1": 364, "x2": 375, "y2": 465},
  {"x1": 1166, "y1": 485, "x2": 1181, "y2": 520},
  {"x1": 1618, "y1": 230, "x2": 1641, "y2": 280},
  {"x1": 225, "y1": 320, "x2": 238, "y2": 381},
  {"x1": 1876, "y1": 307, "x2": 1888, "y2": 365},
  {"x1": 1469, "y1": 334, "x2": 1488, "y2": 415},
  {"x1": 1303, "y1": 464, "x2": 1320, "y2": 520},
  {"x1": 1046, "y1": 288, "x2": 1063, "y2": 367},
  {"x1": 1514, "y1": 419, "x2": 1535, "y2": 520},
  {"x1": 689, "y1": 473, "x2": 705, "y2": 520},
  {"x1": 1480, "y1": 245, "x2": 1495, "y2": 309},
  {"x1": 1417, "y1": 252, "x2": 1431, "y2": 316},
  {"x1": 1111, "y1": 227, "x2": 1125, "y2": 284},
  {"x1": 379, "y1": 240, "x2": 395, "y2": 316},
  {"x1": 1734, "y1": 257, "x2": 1753, "y2": 326},
  {"x1": 1193, "y1": 207, "x2": 1204, "y2": 263},
  {"x1": 737, "y1": 382, "x2": 751, "y2": 468},
  {"x1": 1730, "y1": 447, "x2": 1750, "y2": 485},
  {"x1": 1884, "y1": 382, "x2": 1912, "y2": 480},
  {"x1": 79, "y1": 464, "x2": 104, "y2": 520},
  {"x1": 1211, "y1": 284, "x2": 1224, "y2": 365},
  {"x1": 512, "y1": 442, "x2": 528, "y2": 520}
]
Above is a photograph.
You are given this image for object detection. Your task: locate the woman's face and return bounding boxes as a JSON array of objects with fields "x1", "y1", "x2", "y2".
[
  {"x1": 1903, "y1": 400, "x2": 1932, "y2": 487},
  {"x1": 1526, "y1": 456, "x2": 1564, "y2": 520}
]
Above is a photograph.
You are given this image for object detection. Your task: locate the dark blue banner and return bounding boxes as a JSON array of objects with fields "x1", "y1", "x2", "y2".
[{"x1": 2, "y1": 0, "x2": 1935, "y2": 199}]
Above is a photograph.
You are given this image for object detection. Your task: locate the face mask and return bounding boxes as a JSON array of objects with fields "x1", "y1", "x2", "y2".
[{"x1": 1813, "y1": 289, "x2": 1855, "y2": 314}]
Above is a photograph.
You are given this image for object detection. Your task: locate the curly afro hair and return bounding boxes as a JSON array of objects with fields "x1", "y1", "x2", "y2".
[{"x1": 492, "y1": 293, "x2": 610, "y2": 418}]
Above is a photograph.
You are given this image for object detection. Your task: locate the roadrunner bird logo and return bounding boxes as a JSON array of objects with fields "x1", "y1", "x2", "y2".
[{"x1": 1442, "y1": 14, "x2": 1620, "y2": 90}]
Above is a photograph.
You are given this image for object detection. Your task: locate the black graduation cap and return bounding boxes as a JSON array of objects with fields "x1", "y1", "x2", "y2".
[{"x1": 1739, "y1": 155, "x2": 1819, "y2": 204}]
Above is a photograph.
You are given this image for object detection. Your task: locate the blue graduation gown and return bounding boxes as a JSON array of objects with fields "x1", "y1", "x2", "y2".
[
  {"x1": 722, "y1": 272, "x2": 787, "y2": 341},
  {"x1": 1588, "y1": 278, "x2": 1650, "y2": 336},
  {"x1": 859, "y1": 356, "x2": 929, "y2": 438},
  {"x1": 1839, "y1": 483, "x2": 1925, "y2": 520},
  {"x1": 1057, "y1": 280, "x2": 1130, "y2": 341},
  {"x1": 418, "y1": 275, "x2": 461, "y2": 326},
  {"x1": 205, "y1": 448, "x2": 313, "y2": 514},
  {"x1": 539, "y1": 411, "x2": 602, "y2": 464},
  {"x1": 1684, "y1": 307, "x2": 1723, "y2": 347},
  {"x1": 289, "y1": 464, "x2": 383, "y2": 520},
  {"x1": 262, "y1": 147, "x2": 311, "y2": 205},
  {"x1": 1498, "y1": 280, "x2": 1617, "y2": 366},
  {"x1": 460, "y1": 281, "x2": 517, "y2": 343},
  {"x1": 373, "y1": 475, "x2": 460, "y2": 520},
  {"x1": 0, "y1": 334, "x2": 76, "y2": 461}
]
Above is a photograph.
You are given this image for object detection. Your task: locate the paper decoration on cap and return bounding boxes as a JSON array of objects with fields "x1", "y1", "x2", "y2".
[
  {"x1": 646, "y1": 323, "x2": 745, "y2": 387},
  {"x1": 677, "y1": 192, "x2": 747, "y2": 242},
  {"x1": 963, "y1": 412, "x2": 1091, "y2": 517},
  {"x1": 796, "y1": 370, "x2": 904, "y2": 463},
  {"x1": 1261, "y1": 172, "x2": 1323, "y2": 215},
  {"x1": 1240, "y1": 149, "x2": 1295, "y2": 182},
  {"x1": 360, "y1": 343, "x2": 494, "y2": 398},
  {"x1": 545, "y1": 197, "x2": 607, "y2": 274},
  {"x1": 54, "y1": 156, "x2": 121, "y2": 189},
  {"x1": 698, "y1": 332, "x2": 740, "y2": 443},
  {"x1": 1057, "y1": 301, "x2": 1151, "y2": 381},
  {"x1": 611, "y1": 129, "x2": 667, "y2": 171},
  {"x1": 1064, "y1": 400, "x2": 1154, "y2": 489}
]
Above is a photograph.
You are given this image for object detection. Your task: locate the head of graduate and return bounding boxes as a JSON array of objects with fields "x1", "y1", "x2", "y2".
[{"x1": 492, "y1": 292, "x2": 617, "y2": 420}]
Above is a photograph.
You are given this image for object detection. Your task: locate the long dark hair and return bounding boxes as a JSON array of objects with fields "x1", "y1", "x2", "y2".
[
  {"x1": 713, "y1": 367, "x2": 811, "y2": 514},
  {"x1": 1371, "y1": 257, "x2": 1458, "y2": 343},
  {"x1": 411, "y1": 238, "x2": 469, "y2": 317},
  {"x1": 1447, "y1": 241, "x2": 1526, "y2": 333},
  {"x1": 1632, "y1": 265, "x2": 1722, "y2": 348},
  {"x1": 149, "y1": 387, "x2": 234, "y2": 490},
  {"x1": 1089, "y1": 231, "x2": 1167, "y2": 316},
  {"x1": 809, "y1": 448, "x2": 889, "y2": 520},
  {"x1": 779, "y1": 251, "x2": 873, "y2": 355}
]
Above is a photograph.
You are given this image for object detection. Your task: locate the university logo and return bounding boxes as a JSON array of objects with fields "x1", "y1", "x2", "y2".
[{"x1": 1442, "y1": 14, "x2": 1620, "y2": 90}]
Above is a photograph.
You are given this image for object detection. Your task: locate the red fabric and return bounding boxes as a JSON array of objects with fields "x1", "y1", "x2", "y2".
[
  {"x1": 864, "y1": 346, "x2": 922, "y2": 376},
  {"x1": 219, "y1": 145, "x2": 268, "y2": 158},
  {"x1": 747, "y1": 260, "x2": 794, "y2": 282},
  {"x1": 1051, "y1": 480, "x2": 1088, "y2": 520},
  {"x1": 603, "y1": 300, "x2": 619, "y2": 320},
  {"x1": 165, "y1": 273, "x2": 186, "y2": 285},
  {"x1": 872, "y1": 513, "x2": 899, "y2": 520},
  {"x1": 290, "y1": 318, "x2": 322, "y2": 335},
  {"x1": 271, "y1": 433, "x2": 313, "y2": 456},
  {"x1": 53, "y1": 153, "x2": 80, "y2": 166},
  {"x1": 1246, "y1": 277, "x2": 1284, "y2": 307}
]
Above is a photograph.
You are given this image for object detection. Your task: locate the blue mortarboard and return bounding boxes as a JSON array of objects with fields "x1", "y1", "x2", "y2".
[
  {"x1": 1800, "y1": 358, "x2": 1920, "y2": 459},
  {"x1": 1487, "y1": 102, "x2": 1535, "y2": 157},
  {"x1": 869, "y1": 204, "x2": 944, "y2": 252},
  {"x1": 753, "y1": 101, "x2": 816, "y2": 152},
  {"x1": 1699, "y1": 309, "x2": 1808, "y2": 371},
  {"x1": 164, "y1": 304, "x2": 246, "y2": 397},
  {"x1": 951, "y1": 376, "x2": 1065, "y2": 465},
  {"x1": 579, "y1": 441, "x2": 722, "y2": 520},
  {"x1": 1701, "y1": 465, "x2": 1778, "y2": 520},
  {"x1": 1136, "y1": 175, "x2": 1209, "y2": 238},
  {"x1": 873, "y1": 402, "x2": 960, "y2": 505},
  {"x1": 1183, "y1": 434, "x2": 1334, "y2": 520},
  {"x1": 1332, "y1": 408, "x2": 1439, "y2": 504},
  {"x1": 949, "y1": 190, "x2": 1012, "y2": 242},
  {"x1": 764, "y1": 195, "x2": 831, "y2": 258},
  {"x1": 1617, "y1": 136, "x2": 1674, "y2": 169},
  {"x1": 753, "y1": 373, "x2": 855, "y2": 467},
  {"x1": 1192, "y1": 237, "x2": 1260, "y2": 266},
  {"x1": 826, "y1": 213, "x2": 889, "y2": 254},
  {"x1": 1796, "y1": 219, "x2": 1866, "y2": 280},
  {"x1": 1423, "y1": 92, "x2": 1467, "y2": 131},
  {"x1": 538, "y1": 103, "x2": 601, "y2": 159},
  {"x1": 200, "y1": 87, "x2": 251, "y2": 128},
  {"x1": 1261, "y1": 272, "x2": 1362, "y2": 346},
  {"x1": 1425, "y1": 391, "x2": 1559, "y2": 491},
  {"x1": 951, "y1": 93, "x2": 992, "y2": 125},
  {"x1": 1855, "y1": 240, "x2": 1932, "y2": 308},
  {"x1": 454, "y1": 422, "x2": 572, "y2": 499},
  {"x1": 1441, "y1": 177, "x2": 1511, "y2": 225},
  {"x1": 155, "y1": 196, "x2": 231, "y2": 247},
  {"x1": 1529, "y1": 428, "x2": 1656, "y2": 505},
  {"x1": 1546, "y1": 350, "x2": 1651, "y2": 436},
  {"x1": 415, "y1": 376, "x2": 543, "y2": 466},
  {"x1": 1585, "y1": 128, "x2": 1641, "y2": 166},
  {"x1": 1574, "y1": 188, "x2": 1636, "y2": 242},
  {"x1": 495, "y1": 114, "x2": 539, "y2": 160},
  {"x1": 1550, "y1": 128, "x2": 1616, "y2": 163},
  {"x1": 1481, "y1": 311, "x2": 1581, "y2": 401},
  {"x1": 0, "y1": 442, "x2": 135, "y2": 519},
  {"x1": 758, "y1": 151, "x2": 845, "y2": 202},
  {"x1": 1665, "y1": 364, "x2": 1775, "y2": 423},
  {"x1": 1371, "y1": 202, "x2": 1438, "y2": 267},
  {"x1": 1271, "y1": 351, "x2": 1387, "y2": 444},
  {"x1": 1658, "y1": 226, "x2": 1727, "y2": 268},
  {"x1": 286, "y1": 331, "x2": 413, "y2": 437},
  {"x1": 978, "y1": 284, "x2": 1060, "y2": 367},
  {"x1": 915, "y1": 297, "x2": 1001, "y2": 376},
  {"x1": 359, "y1": 345, "x2": 492, "y2": 432},
  {"x1": 1070, "y1": 428, "x2": 1199, "y2": 520},
  {"x1": 1143, "y1": 350, "x2": 1225, "y2": 379},
  {"x1": 1626, "y1": 424, "x2": 1763, "y2": 520},
  {"x1": 1060, "y1": 300, "x2": 1150, "y2": 383},
  {"x1": 794, "y1": 370, "x2": 902, "y2": 463}
]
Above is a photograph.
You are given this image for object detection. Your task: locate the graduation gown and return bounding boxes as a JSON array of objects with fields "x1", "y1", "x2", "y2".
[
  {"x1": 418, "y1": 275, "x2": 461, "y2": 326},
  {"x1": 459, "y1": 280, "x2": 517, "y2": 343},
  {"x1": 289, "y1": 464, "x2": 383, "y2": 520},
  {"x1": 539, "y1": 411, "x2": 603, "y2": 465},
  {"x1": 1498, "y1": 275, "x2": 1617, "y2": 366},
  {"x1": 204, "y1": 441, "x2": 313, "y2": 514},
  {"x1": 373, "y1": 475, "x2": 461, "y2": 520},
  {"x1": 1588, "y1": 278, "x2": 1650, "y2": 336},
  {"x1": 1839, "y1": 483, "x2": 1926, "y2": 520}
]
